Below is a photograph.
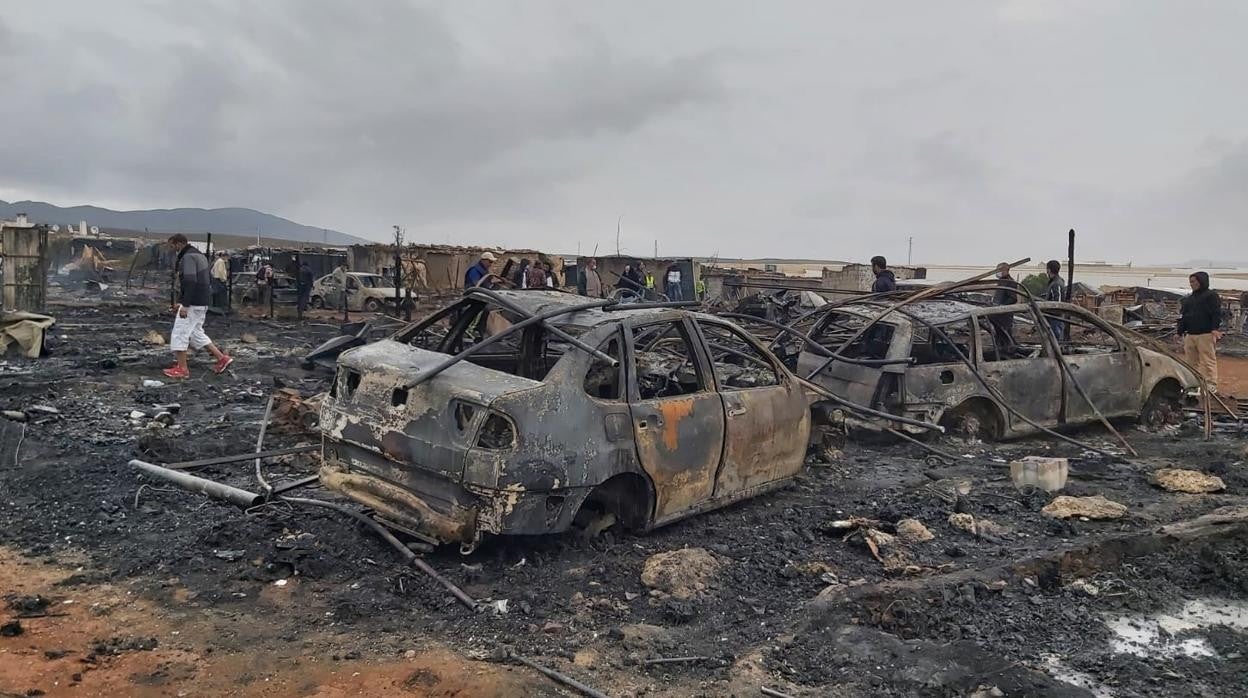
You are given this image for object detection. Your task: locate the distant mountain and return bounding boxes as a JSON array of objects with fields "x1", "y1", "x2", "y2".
[{"x1": 0, "y1": 200, "x2": 369, "y2": 246}]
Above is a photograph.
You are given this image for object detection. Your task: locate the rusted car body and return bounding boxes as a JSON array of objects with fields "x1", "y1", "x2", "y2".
[
  {"x1": 318, "y1": 290, "x2": 810, "y2": 550},
  {"x1": 798, "y1": 299, "x2": 1199, "y2": 439}
]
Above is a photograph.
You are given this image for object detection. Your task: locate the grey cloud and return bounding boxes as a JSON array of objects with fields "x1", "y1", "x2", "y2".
[{"x1": 0, "y1": 2, "x2": 1243, "y2": 263}]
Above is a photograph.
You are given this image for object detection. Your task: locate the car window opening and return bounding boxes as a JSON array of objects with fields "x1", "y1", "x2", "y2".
[
  {"x1": 698, "y1": 322, "x2": 779, "y2": 389},
  {"x1": 813, "y1": 311, "x2": 894, "y2": 361},
  {"x1": 633, "y1": 321, "x2": 705, "y2": 400},
  {"x1": 910, "y1": 321, "x2": 972, "y2": 365},
  {"x1": 584, "y1": 336, "x2": 623, "y2": 400}
]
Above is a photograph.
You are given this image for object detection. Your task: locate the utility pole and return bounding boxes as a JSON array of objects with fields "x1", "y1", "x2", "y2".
[
  {"x1": 393, "y1": 225, "x2": 404, "y2": 318},
  {"x1": 616, "y1": 214, "x2": 623, "y2": 256},
  {"x1": 654, "y1": 240, "x2": 658, "y2": 260},
  {"x1": 908, "y1": 236, "x2": 913, "y2": 266}
]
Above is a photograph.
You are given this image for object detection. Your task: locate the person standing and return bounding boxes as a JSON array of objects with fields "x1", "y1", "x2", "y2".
[
  {"x1": 514, "y1": 259, "x2": 531, "y2": 288},
  {"x1": 664, "y1": 263, "x2": 684, "y2": 301},
  {"x1": 210, "y1": 252, "x2": 230, "y2": 308},
  {"x1": 578, "y1": 258, "x2": 603, "y2": 297},
  {"x1": 618, "y1": 263, "x2": 643, "y2": 299},
  {"x1": 1178, "y1": 271, "x2": 1222, "y2": 391},
  {"x1": 989, "y1": 262, "x2": 1019, "y2": 352},
  {"x1": 465, "y1": 252, "x2": 499, "y2": 289},
  {"x1": 164, "y1": 235, "x2": 232, "y2": 379},
  {"x1": 256, "y1": 261, "x2": 275, "y2": 317},
  {"x1": 297, "y1": 260, "x2": 314, "y2": 314},
  {"x1": 870, "y1": 256, "x2": 896, "y2": 293},
  {"x1": 1042, "y1": 260, "x2": 1065, "y2": 340},
  {"x1": 526, "y1": 260, "x2": 547, "y2": 290}
]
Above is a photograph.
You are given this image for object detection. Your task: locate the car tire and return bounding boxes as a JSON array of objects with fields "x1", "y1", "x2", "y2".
[
  {"x1": 310, "y1": 296, "x2": 324, "y2": 309},
  {"x1": 940, "y1": 399, "x2": 1003, "y2": 441},
  {"x1": 364, "y1": 298, "x2": 382, "y2": 312},
  {"x1": 1139, "y1": 380, "x2": 1183, "y2": 428}
]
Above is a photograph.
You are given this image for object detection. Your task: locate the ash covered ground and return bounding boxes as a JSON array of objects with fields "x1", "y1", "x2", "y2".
[{"x1": 1, "y1": 290, "x2": 1247, "y2": 697}]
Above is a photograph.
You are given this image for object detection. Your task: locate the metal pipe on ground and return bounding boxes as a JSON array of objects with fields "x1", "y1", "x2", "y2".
[
  {"x1": 130, "y1": 459, "x2": 262, "y2": 508},
  {"x1": 280, "y1": 496, "x2": 480, "y2": 612},
  {"x1": 255, "y1": 395, "x2": 276, "y2": 500},
  {"x1": 505, "y1": 651, "x2": 611, "y2": 698},
  {"x1": 164, "y1": 444, "x2": 319, "y2": 471}
]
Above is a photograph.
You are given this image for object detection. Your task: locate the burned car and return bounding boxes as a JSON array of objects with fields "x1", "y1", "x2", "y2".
[
  {"x1": 798, "y1": 299, "x2": 1200, "y2": 439},
  {"x1": 318, "y1": 289, "x2": 811, "y2": 550}
]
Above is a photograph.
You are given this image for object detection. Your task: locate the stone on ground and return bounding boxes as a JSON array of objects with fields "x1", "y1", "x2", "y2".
[
  {"x1": 948, "y1": 513, "x2": 976, "y2": 533},
  {"x1": 1041, "y1": 495, "x2": 1126, "y2": 520},
  {"x1": 1149, "y1": 468, "x2": 1226, "y2": 494},
  {"x1": 640, "y1": 548, "x2": 722, "y2": 599},
  {"x1": 895, "y1": 518, "x2": 935, "y2": 543}
]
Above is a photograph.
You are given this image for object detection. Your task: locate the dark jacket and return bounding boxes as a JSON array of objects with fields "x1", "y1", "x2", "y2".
[
  {"x1": 176, "y1": 246, "x2": 212, "y2": 307},
  {"x1": 872, "y1": 269, "x2": 897, "y2": 293},
  {"x1": 1043, "y1": 275, "x2": 1064, "y2": 302},
  {"x1": 1178, "y1": 272, "x2": 1222, "y2": 335},
  {"x1": 993, "y1": 277, "x2": 1019, "y2": 306},
  {"x1": 298, "y1": 265, "x2": 314, "y2": 291}
]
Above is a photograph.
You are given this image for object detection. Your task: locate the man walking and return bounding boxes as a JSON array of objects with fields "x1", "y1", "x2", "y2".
[
  {"x1": 578, "y1": 258, "x2": 603, "y2": 297},
  {"x1": 256, "y1": 261, "x2": 275, "y2": 317},
  {"x1": 164, "y1": 234, "x2": 232, "y2": 379},
  {"x1": 1178, "y1": 271, "x2": 1222, "y2": 391},
  {"x1": 870, "y1": 256, "x2": 896, "y2": 293}
]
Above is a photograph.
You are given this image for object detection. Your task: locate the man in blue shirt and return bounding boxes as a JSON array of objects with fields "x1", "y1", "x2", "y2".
[{"x1": 465, "y1": 252, "x2": 499, "y2": 289}]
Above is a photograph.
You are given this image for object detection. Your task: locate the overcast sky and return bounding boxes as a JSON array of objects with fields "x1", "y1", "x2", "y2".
[{"x1": 1, "y1": 1, "x2": 1245, "y2": 264}]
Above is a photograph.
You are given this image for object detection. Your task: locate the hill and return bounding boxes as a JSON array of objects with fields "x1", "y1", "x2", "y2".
[{"x1": 0, "y1": 200, "x2": 369, "y2": 246}]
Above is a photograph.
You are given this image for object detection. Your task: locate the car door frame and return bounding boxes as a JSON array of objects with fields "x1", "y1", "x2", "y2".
[
  {"x1": 1037, "y1": 304, "x2": 1142, "y2": 421},
  {"x1": 623, "y1": 315, "x2": 727, "y2": 526},
  {"x1": 691, "y1": 317, "x2": 809, "y2": 497},
  {"x1": 970, "y1": 307, "x2": 1064, "y2": 433}
]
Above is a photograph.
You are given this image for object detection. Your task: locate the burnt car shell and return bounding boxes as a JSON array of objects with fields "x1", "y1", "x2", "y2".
[
  {"x1": 319, "y1": 290, "x2": 811, "y2": 549},
  {"x1": 798, "y1": 299, "x2": 1199, "y2": 439}
]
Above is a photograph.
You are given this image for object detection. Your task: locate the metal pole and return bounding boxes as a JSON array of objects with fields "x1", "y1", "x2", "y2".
[
  {"x1": 1066, "y1": 229, "x2": 1075, "y2": 303},
  {"x1": 130, "y1": 459, "x2": 262, "y2": 508}
]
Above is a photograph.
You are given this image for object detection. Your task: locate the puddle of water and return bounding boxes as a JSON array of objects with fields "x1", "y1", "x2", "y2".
[
  {"x1": 1105, "y1": 598, "x2": 1248, "y2": 659},
  {"x1": 1044, "y1": 597, "x2": 1248, "y2": 695}
]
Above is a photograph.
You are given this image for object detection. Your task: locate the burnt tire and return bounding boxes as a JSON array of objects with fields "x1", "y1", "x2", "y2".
[
  {"x1": 940, "y1": 400, "x2": 1003, "y2": 441},
  {"x1": 364, "y1": 298, "x2": 382, "y2": 312},
  {"x1": 310, "y1": 295, "x2": 325, "y2": 309},
  {"x1": 1139, "y1": 381, "x2": 1183, "y2": 428}
]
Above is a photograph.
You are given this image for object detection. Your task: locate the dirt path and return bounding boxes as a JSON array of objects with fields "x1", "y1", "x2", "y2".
[{"x1": 0, "y1": 549, "x2": 551, "y2": 697}]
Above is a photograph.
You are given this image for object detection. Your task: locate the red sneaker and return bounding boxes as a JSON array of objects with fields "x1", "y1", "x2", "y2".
[
  {"x1": 213, "y1": 355, "x2": 234, "y2": 374},
  {"x1": 162, "y1": 366, "x2": 190, "y2": 379}
]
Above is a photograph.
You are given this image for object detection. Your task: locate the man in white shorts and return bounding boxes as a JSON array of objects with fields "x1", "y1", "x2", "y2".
[{"x1": 164, "y1": 234, "x2": 233, "y2": 379}]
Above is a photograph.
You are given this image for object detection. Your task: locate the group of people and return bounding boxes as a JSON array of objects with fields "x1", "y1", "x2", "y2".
[
  {"x1": 870, "y1": 254, "x2": 1225, "y2": 392},
  {"x1": 463, "y1": 252, "x2": 557, "y2": 290},
  {"x1": 576, "y1": 258, "x2": 689, "y2": 301},
  {"x1": 461, "y1": 252, "x2": 694, "y2": 303}
]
